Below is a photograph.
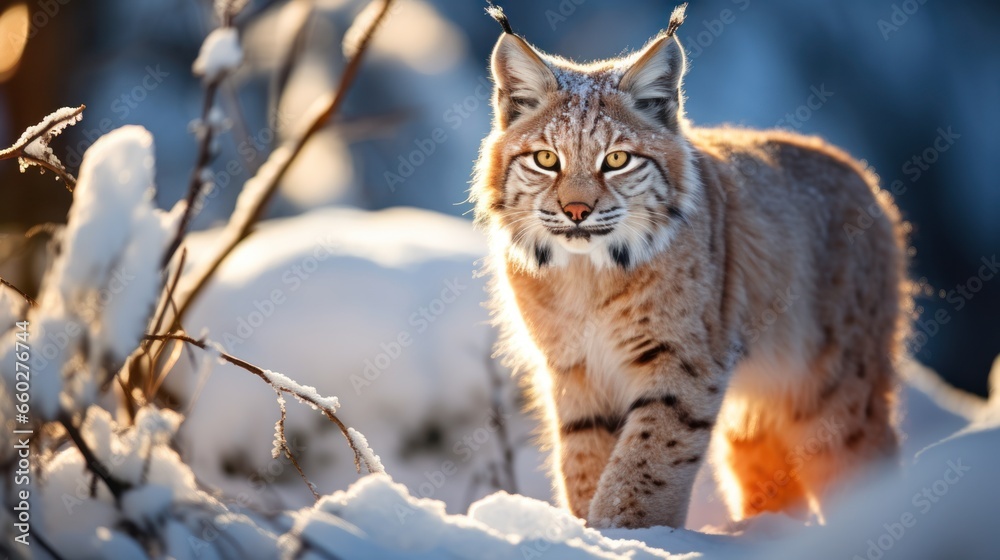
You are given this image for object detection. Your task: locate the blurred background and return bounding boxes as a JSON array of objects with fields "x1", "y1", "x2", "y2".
[{"x1": 0, "y1": 1, "x2": 996, "y2": 406}]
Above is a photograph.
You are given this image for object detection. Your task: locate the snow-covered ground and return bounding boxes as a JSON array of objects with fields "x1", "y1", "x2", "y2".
[
  {"x1": 170, "y1": 206, "x2": 551, "y2": 515},
  {"x1": 2, "y1": 126, "x2": 996, "y2": 558},
  {"x1": 166, "y1": 205, "x2": 1000, "y2": 559}
]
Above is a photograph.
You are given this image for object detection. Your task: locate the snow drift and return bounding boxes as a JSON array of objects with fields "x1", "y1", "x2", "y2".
[{"x1": 167, "y1": 205, "x2": 1000, "y2": 559}]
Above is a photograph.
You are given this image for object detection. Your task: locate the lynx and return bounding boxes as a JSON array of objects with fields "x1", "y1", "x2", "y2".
[{"x1": 471, "y1": 6, "x2": 910, "y2": 529}]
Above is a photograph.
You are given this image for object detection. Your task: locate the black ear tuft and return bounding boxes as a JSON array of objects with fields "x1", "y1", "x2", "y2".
[
  {"x1": 486, "y1": 2, "x2": 514, "y2": 35},
  {"x1": 619, "y1": 10, "x2": 688, "y2": 131},
  {"x1": 665, "y1": 3, "x2": 687, "y2": 37}
]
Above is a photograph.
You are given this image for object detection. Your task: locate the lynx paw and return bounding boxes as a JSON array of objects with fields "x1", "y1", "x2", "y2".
[
  {"x1": 587, "y1": 488, "x2": 645, "y2": 529},
  {"x1": 587, "y1": 478, "x2": 685, "y2": 529}
]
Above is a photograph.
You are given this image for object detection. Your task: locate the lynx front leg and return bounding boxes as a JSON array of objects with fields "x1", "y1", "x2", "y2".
[
  {"x1": 556, "y1": 422, "x2": 618, "y2": 518},
  {"x1": 549, "y1": 364, "x2": 619, "y2": 519},
  {"x1": 588, "y1": 354, "x2": 724, "y2": 529}
]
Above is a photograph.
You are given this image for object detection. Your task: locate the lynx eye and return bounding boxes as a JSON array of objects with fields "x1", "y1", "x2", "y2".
[
  {"x1": 603, "y1": 151, "x2": 631, "y2": 171},
  {"x1": 534, "y1": 150, "x2": 560, "y2": 171}
]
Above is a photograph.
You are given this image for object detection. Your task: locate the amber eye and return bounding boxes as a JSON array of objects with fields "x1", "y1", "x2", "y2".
[
  {"x1": 534, "y1": 150, "x2": 560, "y2": 170},
  {"x1": 603, "y1": 151, "x2": 631, "y2": 171}
]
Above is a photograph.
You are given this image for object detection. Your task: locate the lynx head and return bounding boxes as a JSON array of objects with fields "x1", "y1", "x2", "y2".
[{"x1": 473, "y1": 4, "x2": 701, "y2": 272}]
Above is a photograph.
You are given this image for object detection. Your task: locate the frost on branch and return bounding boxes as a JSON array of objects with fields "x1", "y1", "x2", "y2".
[
  {"x1": 193, "y1": 27, "x2": 244, "y2": 81},
  {"x1": 146, "y1": 332, "x2": 384, "y2": 486},
  {"x1": 272, "y1": 391, "x2": 289, "y2": 459},
  {"x1": 0, "y1": 104, "x2": 84, "y2": 187},
  {"x1": 262, "y1": 367, "x2": 340, "y2": 412},
  {"x1": 348, "y1": 427, "x2": 385, "y2": 474}
]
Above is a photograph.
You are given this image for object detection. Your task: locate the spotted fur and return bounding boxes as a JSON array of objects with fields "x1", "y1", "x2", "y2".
[{"x1": 471, "y1": 5, "x2": 910, "y2": 529}]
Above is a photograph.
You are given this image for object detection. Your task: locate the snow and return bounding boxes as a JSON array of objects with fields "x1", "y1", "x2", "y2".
[
  {"x1": 44, "y1": 126, "x2": 157, "y2": 342},
  {"x1": 169, "y1": 206, "x2": 537, "y2": 515},
  {"x1": 26, "y1": 315, "x2": 72, "y2": 419},
  {"x1": 13, "y1": 125, "x2": 178, "y2": 419},
  {"x1": 207, "y1": 399, "x2": 1000, "y2": 559},
  {"x1": 193, "y1": 27, "x2": 243, "y2": 81},
  {"x1": 0, "y1": 118, "x2": 197, "y2": 432},
  {"x1": 206, "y1": 105, "x2": 227, "y2": 128},
  {"x1": 750, "y1": 419, "x2": 1000, "y2": 560},
  {"x1": 158, "y1": 206, "x2": 1000, "y2": 560},
  {"x1": 261, "y1": 367, "x2": 340, "y2": 412},
  {"x1": 133, "y1": 404, "x2": 184, "y2": 444},
  {"x1": 122, "y1": 484, "x2": 174, "y2": 531},
  {"x1": 348, "y1": 427, "x2": 385, "y2": 474},
  {"x1": 35, "y1": 403, "x2": 285, "y2": 559}
]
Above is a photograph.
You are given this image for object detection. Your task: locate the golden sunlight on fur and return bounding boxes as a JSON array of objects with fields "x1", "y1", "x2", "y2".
[{"x1": 472, "y1": 5, "x2": 910, "y2": 529}]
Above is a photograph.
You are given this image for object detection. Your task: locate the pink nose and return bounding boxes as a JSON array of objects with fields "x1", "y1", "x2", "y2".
[{"x1": 562, "y1": 202, "x2": 592, "y2": 224}]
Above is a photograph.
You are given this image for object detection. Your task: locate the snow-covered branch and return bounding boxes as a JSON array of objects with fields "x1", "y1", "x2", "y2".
[
  {"x1": 0, "y1": 105, "x2": 85, "y2": 189},
  {"x1": 59, "y1": 411, "x2": 132, "y2": 499},
  {"x1": 143, "y1": 332, "x2": 383, "y2": 476},
  {"x1": 0, "y1": 3, "x2": 395, "y2": 557}
]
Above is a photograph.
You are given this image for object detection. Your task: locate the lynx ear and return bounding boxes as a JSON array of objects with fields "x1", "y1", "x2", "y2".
[
  {"x1": 490, "y1": 33, "x2": 557, "y2": 128},
  {"x1": 619, "y1": 18, "x2": 687, "y2": 130}
]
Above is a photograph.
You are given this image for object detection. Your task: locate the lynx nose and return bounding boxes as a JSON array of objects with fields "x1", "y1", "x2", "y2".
[{"x1": 562, "y1": 202, "x2": 593, "y2": 224}]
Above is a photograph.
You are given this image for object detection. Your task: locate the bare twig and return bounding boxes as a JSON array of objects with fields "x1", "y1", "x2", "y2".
[
  {"x1": 171, "y1": 0, "x2": 395, "y2": 326},
  {"x1": 24, "y1": 222, "x2": 61, "y2": 240},
  {"x1": 117, "y1": 373, "x2": 140, "y2": 423},
  {"x1": 149, "y1": 339, "x2": 185, "y2": 400},
  {"x1": 3, "y1": 155, "x2": 78, "y2": 190},
  {"x1": 143, "y1": 332, "x2": 375, "y2": 474},
  {"x1": 221, "y1": 80, "x2": 259, "y2": 174},
  {"x1": 269, "y1": 0, "x2": 315, "y2": 133},
  {"x1": 0, "y1": 275, "x2": 36, "y2": 307},
  {"x1": 162, "y1": 80, "x2": 222, "y2": 267},
  {"x1": 150, "y1": 248, "x2": 187, "y2": 344},
  {"x1": 162, "y1": 0, "x2": 256, "y2": 267},
  {"x1": 120, "y1": 248, "x2": 189, "y2": 410}
]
